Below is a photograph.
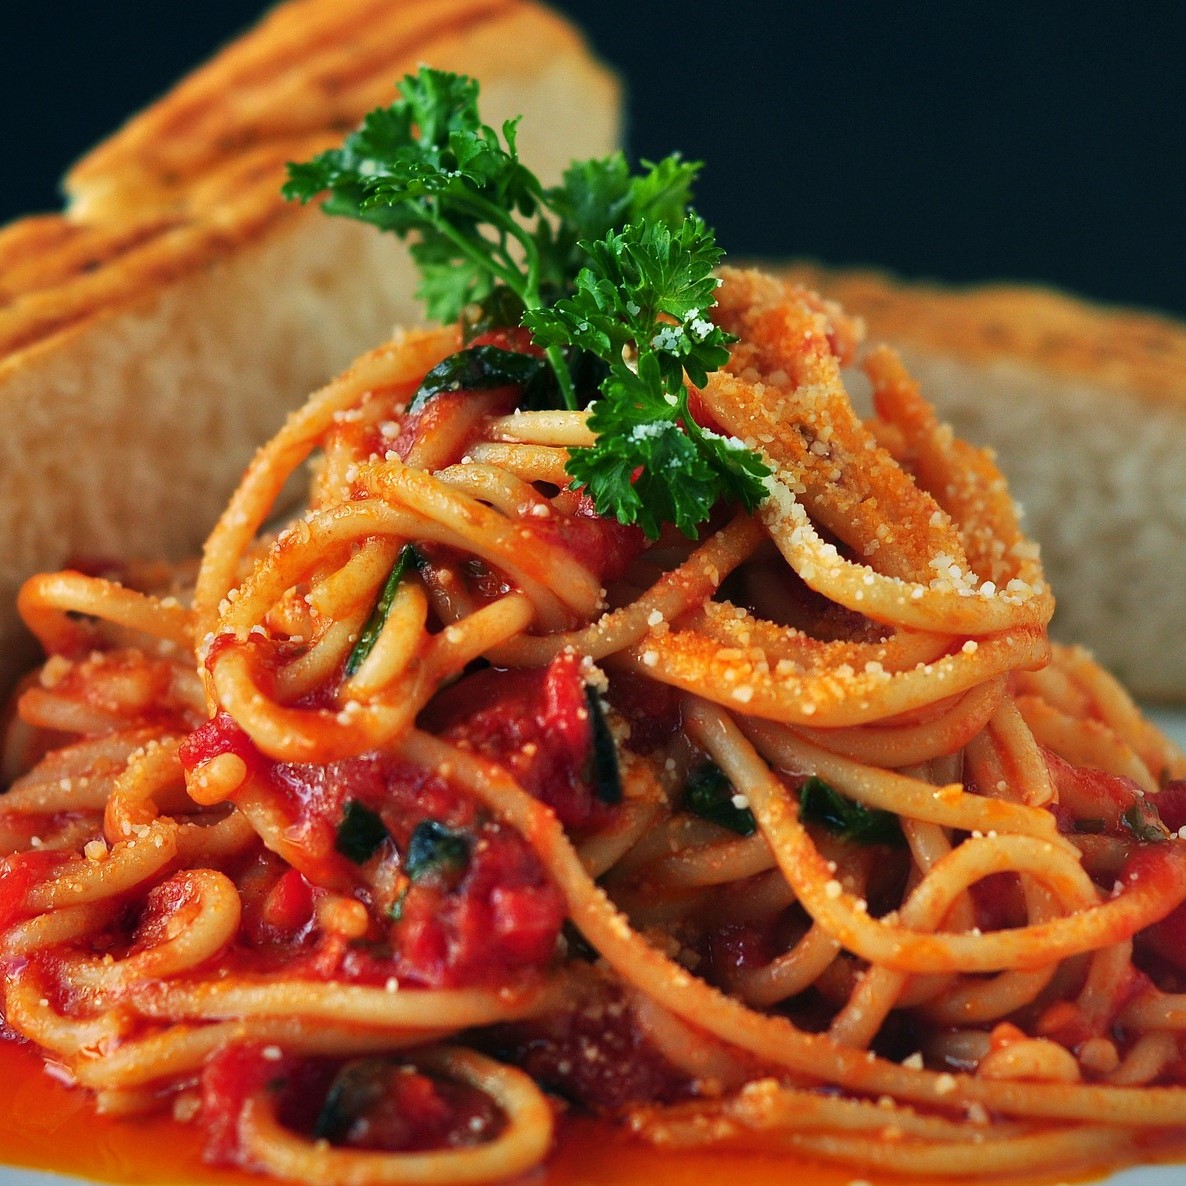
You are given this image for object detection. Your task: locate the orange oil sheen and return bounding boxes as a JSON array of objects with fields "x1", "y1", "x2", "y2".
[{"x1": 0, "y1": 1036, "x2": 1150, "y2": 1186}]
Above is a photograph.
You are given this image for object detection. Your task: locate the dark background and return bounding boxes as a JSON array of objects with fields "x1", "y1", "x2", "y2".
[{"x1": 2, "y1": 1, "x2": 1184, "y2": 317}]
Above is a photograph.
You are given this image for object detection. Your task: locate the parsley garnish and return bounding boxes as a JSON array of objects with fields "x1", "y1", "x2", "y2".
[
  {"x1": 284, "y1": 67, "x2": 771, "y2": 539},
  {"x1": 526, "y1": 219, "x2": 768, "y2": 538}
]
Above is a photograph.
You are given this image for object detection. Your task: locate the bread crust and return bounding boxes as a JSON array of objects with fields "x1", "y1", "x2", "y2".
[
  {"x1": 778, "y1": 262, "x2": 1186, "y2": 407},
  {"x1": 0, "y1": 0, "x2": 618, "y2": 375}
]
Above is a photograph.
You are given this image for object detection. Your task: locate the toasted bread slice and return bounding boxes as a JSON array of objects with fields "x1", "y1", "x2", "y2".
[
  {"x1": 779, "y1": 263, "x2": 1186, "y2": 701},
  {"x1": 0, "y1": 0, "x2": 619, "y2": 690}
]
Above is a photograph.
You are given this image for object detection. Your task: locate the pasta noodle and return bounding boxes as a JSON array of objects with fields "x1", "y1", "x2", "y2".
[{"x1": 4, "y1": 266, "x2": 1186, "y2": 1183}]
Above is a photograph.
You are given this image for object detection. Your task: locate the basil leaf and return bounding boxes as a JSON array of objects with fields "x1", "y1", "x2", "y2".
[
  {"x1": 1121, "y1": 801, "x2": 1171, "y2": 844},
  {"x1": 344, "y1": 544, "x2": 423, "y2": 677},
  {"x1": 335, "y1": 800, "x2": 389, "y2": 864},
  {"x1": 585, "y1": 687, "x2": 622, "y2": 804},
  {"x1": 405, "y1": 820, "x2": 471, "y2": 881},
  {"x1": 685, "y1": 763, "x2": 756, "y2": 836},
  {"x1": 408, "y1": 346, "x2": 549, "y2": 414},
  {"x1": 799, "y1": 776, "x2": 904, "y2": 847}
]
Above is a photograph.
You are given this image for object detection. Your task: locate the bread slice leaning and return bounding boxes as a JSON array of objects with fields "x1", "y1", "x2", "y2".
[
  {"x1": 778, "y1": 263, "x2": 1186, "y2": 702},
  {"x1": 0, "y1": 0, "x2": 620, "y2": 692}
]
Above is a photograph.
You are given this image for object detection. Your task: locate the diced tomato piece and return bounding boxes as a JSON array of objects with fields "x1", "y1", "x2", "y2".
[
  {"x1": 1153, "y1": 780, "x2": 1186, "y2": 834},
  {"x1": 179, "y1": 711, "x2": 269, "y2": 781},
  {"x1": 1142, "y1": 898, "x2": 1186, "y2": 974},
  {"x1": 0, "y1": 851, "x2": 62, "y2": 932},
  {"x1": 1045, "y1": 749, "x2": 1165, "y2": 839},
  {"x1": 259, "y1": 869, "x2": 317, "y2": 940},
  {"x1": 201, "y1": 1044, "x2": 294, "y2": 1166},
  {"x1": 393, "y1": 821, "x2": 565, "y2": 987},
  {"x1": 468, "y1": 326, "x2": 542, "y2": 356},
  {"x1": 531, "y1": 490, "x2": 646, "y2": 583},
  {"x1": 426, "y1": 652, "x2": 609, "y2": 831}
]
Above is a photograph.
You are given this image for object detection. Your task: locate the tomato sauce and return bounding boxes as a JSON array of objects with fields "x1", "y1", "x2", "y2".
[{"x1": 0, "y1": 1032, "x2": 1153, "y2": 1186}]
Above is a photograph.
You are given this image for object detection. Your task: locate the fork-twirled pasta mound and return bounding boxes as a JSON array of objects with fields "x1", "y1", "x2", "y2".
[{"x1": 5, "y1": 268, "x2": 1186, "y2": 1184}]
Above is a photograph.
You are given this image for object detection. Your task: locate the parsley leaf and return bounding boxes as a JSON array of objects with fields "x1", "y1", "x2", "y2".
[
  {"x1": 284, "y1": 68, "x2": 572, "y2": 400},
  {"x1": 531, "y1": 219, "x2": 769, "y2": 538},
  {"x1": 543, "y1": 152, "x2": 701, "y2": 284}
]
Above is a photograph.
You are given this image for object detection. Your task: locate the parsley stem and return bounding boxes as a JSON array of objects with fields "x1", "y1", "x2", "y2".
[
  {"x1": 428, "y1": 204, "x2": 577, "y2": 410},
  {"x1": 543, "y1": 345, "x2": 578, "y2": 410},
  {"x1": 427, "y1": 212, "x2": 523, "y2": 295}
]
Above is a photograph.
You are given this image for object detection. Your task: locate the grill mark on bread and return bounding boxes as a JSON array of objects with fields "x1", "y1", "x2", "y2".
[
  {"x1": 0, "y1": 0, "x2": 527, "y2": 364},
  {"x1": 778, "y1": 263, "x2": 1186, "y2": 406},
  {"x1": 68, "y1": 0, "x2": 516, "y2": 202}
]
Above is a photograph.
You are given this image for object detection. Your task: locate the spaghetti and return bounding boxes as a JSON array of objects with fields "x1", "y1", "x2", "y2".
[{"x1": 4, "y1": 266, "x2": 1186, "y2": 1183}]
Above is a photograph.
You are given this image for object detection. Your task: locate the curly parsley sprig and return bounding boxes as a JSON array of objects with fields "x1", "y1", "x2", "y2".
[
  {"x1": 284, "y1": 67, "x2": 770, "y2": 537},
  {"x1": 526, "y1": 218, "x2": 768, "y2": 537}
]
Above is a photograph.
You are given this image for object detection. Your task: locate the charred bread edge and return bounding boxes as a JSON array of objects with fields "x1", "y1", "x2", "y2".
[
  {"x1": 776, "y1": 261, "x2": 1186, "y2": 407},
  {"x1": 1, "y1": 0, "x2": 618, "y2": 375}
]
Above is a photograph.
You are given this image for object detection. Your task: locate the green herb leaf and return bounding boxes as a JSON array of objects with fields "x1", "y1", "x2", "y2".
[
  {"x1": 405, "y1": 819, "x2": 471, "y2": 881},
  {"x1": 528, "y1": 217, "x2": 768, "y2": 538},
  {"x1": 285, "y1": 67, "x2": 772, "y2": 538},
  {"x1": 584, "y1": 687, "x2": 622, "y2": 804},
  {"x1": 461, "y1": 287, "x2": 528, "y2": 344},
  {"x1": 335, "y1": 800, "x2": 390, "y2": 864},
  {"x1": 409, "y1": 346, "x2": 550, "y2": 414},
  {"x1": 1121, "y1": 801, "x2": 1171, "y2": 844},
  {"x1": 799, "y1": 776, "x2": 904, "y2": 847},
  {"x1": 284, "y1": 67, "x2": 543, "y2": 327},
  {"x1": 685, "y1": 763, "x2": 756, "y2": 836},
  {"x1": 345, "y1": 544, "x2": 423, "y2": 677},
  {"x1": 543, "y1": 152, "x2": 701, "y2": 285}
]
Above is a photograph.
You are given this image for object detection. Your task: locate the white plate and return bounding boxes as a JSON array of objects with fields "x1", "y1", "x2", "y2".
[{"x1": 3, "y1": 709, "x2": 1186, "y2": 1186}]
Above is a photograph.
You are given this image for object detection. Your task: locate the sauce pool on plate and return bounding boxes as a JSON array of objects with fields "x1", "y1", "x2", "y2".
[{"x1": 0, "y1": 1033, "x2": 1139, "y2": 1186}]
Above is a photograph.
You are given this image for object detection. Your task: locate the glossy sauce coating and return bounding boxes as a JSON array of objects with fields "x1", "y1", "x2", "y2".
[{"x1": 0, "y1": 1034, "x2": 1125, "y2": 1186}]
